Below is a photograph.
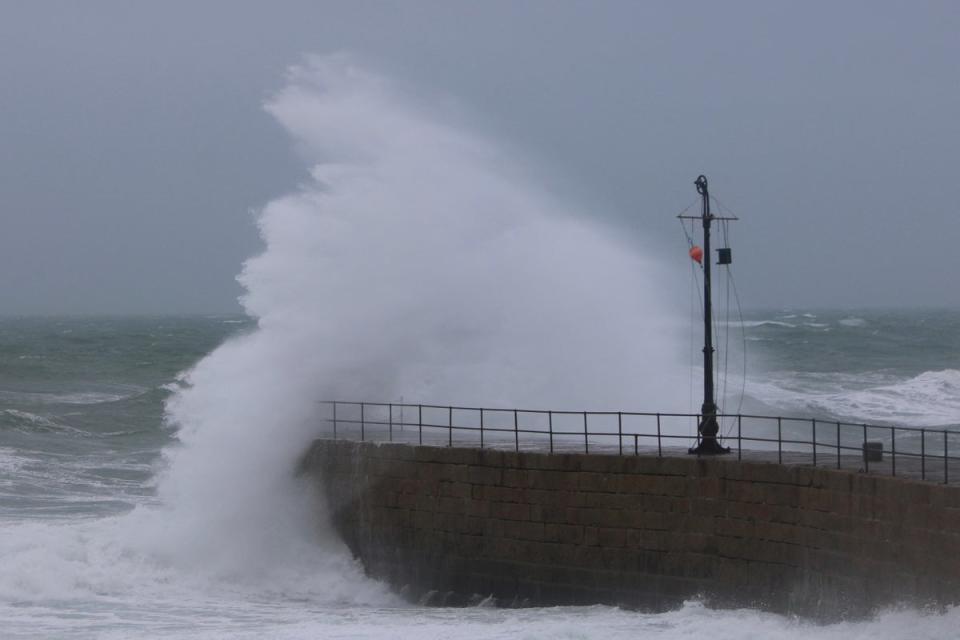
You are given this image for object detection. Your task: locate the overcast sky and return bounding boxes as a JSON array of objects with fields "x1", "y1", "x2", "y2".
[{"x1": 1, "y1": 1, "x2": 957, "y2": 314}]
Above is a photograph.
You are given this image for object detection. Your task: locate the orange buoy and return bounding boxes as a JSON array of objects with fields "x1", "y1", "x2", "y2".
[{"x1": 689, "y1": 245, "x2": 703, "y2": 264}]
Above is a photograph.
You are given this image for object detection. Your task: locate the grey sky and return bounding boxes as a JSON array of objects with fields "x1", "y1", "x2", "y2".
[{"x1": 1, "y1": 1, "x2": 957, "y2": 313}]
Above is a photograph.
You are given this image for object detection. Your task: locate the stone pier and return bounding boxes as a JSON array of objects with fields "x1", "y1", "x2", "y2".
[{"x1": 301, "y1": 439, "x2": 960, "y2": 619}]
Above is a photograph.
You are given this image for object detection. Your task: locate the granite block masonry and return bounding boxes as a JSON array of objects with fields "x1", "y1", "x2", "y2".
[{"x1": 300, "y1": 439, "x2": 960, "y2": 618}]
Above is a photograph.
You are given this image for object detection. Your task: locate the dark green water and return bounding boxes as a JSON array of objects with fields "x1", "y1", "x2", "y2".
[{"x1": 0, "y1": 316, "x2": 253, "y2": 519}]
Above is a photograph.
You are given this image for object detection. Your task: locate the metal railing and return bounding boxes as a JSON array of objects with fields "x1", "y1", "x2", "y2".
[{"x1": 320, "y1": 400, "x2": 960, "y2": 485}]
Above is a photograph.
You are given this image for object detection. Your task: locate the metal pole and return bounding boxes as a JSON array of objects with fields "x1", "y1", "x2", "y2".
[
  {"x1": 480, "y1": 408, "x2": 485, "y2": 449},
  {"x1": 945, "y1": 431, "x2": 949, "y2": 485},
  {"x1": 418, "y1": 404, "x2": 422, "y2": 445},
  {"x1": 514, "y1": 410, "x2": 519, "y2": 452},
  {"x1": 583, "y1": 412, "x2": 588, "y2": 454},
  {"x1": 548, "y1": 411, "x2": 553, "y2": 453},
  {"x1": 777, "y1": 417, "x2": 783, "y2": 464},
  {"x1": 389, "y1": 403, "x2": 393, "y2": 442},
  {"x1": 360, "y1": 403, "x2": 365, "y2": 441},
  {"x1": 656, "y1": 413, "x2": 662, "y2": 457},
  {"x1": 689, "y1": 175, "x2": 728, "y2": 455},
  {"x1": 618, "y1": 412, "x2": 623, "y2": 456},
  {"x1": 812, "y1": 419, "x2": 817, "y2": 467},
  {"x1": 737, "y1": 415, "x2": 742, "y2": 460},
  {"x1": 863, "y1": 424, "x2": 869, "y2": 474},
  {"x1": 836, "y1": 421, "x2": 841, "y2": 470},
  {"x1": 921, "y1": 428, "x2": 926, "y2": 481},
  {"x1": 332, "y1": 402, "x2": 338, "y2": 440},
  {"x1": 448, "y1": 406, "x2": 453, "y2": 447},
  {"x1": 891, "y1": 426, "x2": 896, "y2": 477}
]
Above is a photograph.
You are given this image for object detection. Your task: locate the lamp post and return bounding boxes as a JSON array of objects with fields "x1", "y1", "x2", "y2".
[{"x1": 683, "y1": 175, "x2": 731, "y2": 455}]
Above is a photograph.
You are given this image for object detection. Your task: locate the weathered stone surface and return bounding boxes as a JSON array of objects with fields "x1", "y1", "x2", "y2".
[{"x1": 301, "y1": 439, "x2": 960, "y2": 619}]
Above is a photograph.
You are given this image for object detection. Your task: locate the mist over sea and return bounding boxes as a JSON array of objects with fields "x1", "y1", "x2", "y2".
[{"x1": 2, "y1": 57, "x2": 959, "y2": 638}]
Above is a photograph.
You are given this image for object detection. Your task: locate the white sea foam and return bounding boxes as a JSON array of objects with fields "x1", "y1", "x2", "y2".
[
  {"x1": 733, "y1": 320, "x2": 797, "y2": 328},
  {"x1": 3, "y1": 590, "x2": 960, "y2": 639},
  {"x1": 0, "y1": 389, "x2": 141, "y2": 406},
  {"x1": 839, "y1": 317, "x2": 867, "y2": 327},
  {"x1": 745, "y1": 369, "x2": 960, "y2": 427}
]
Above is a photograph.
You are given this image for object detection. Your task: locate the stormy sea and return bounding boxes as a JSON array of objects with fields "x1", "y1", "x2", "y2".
[
  {"x1": 2, "y1": 57, "x2": 958, "y2": 638},
  {"x1": 1, "y1": 311, "x2": 958, "y2": 639}
]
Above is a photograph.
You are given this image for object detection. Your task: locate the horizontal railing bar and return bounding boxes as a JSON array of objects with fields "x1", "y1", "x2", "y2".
[
  {"x1": 321, "y1": 401, "x2": 960, "y2": 486},
  {"x1": 323, "y1": 419, "x2": 958, "y2": 452},
  {"x1": 322, "y1": 401, "x2": 954, "y2": 437}
]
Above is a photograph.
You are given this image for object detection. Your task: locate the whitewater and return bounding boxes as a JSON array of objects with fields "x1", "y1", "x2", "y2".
[{"x1": 1, "y1": 57, "x2": 959, "y2": 638}]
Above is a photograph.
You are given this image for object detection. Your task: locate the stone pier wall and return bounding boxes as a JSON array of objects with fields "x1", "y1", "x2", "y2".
[{"x1": 300, "y1": 439, "x2": 960, "y2": 618}]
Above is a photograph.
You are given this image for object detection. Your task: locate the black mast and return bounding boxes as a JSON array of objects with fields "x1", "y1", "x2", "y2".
[{"x1": 687, "y1": 175, "x2": 730, "y2": 455}]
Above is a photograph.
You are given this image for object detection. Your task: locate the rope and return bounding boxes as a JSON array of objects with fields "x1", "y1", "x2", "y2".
[
  {"x1": 689, "y1": 257, "x2": 697, "y2": 438},
  {"x1": 719, "y1": 219, "x2": 733, "y2": 436},
  {"x1": 729, "y1": 268, "x2": 748, "y2": 418},
  {"x1": 681, "y1": 195, "x2": 745, "y2": 443},
  {"x1": 682, "y1": 217, "x2": 703, "y2": 442}
]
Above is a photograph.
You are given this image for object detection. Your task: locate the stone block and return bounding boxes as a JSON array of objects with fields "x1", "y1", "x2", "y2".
[
  {"x1": 715, "y1": 516, "x2": 755, "y2": 539},
  {"x1": 468, "y1": 465, "x2": 503, "y2": 486},
  {"x1": 580, "y1": 454, "x2": 630, "y2": 474},
  {"x1": 502, "y1": 468, "x2": 532, "y2": 488},
  {"x1": 625, "y1": 529, "x2": 670, "y2": 552},
  {"x1": 695, "y1": 476, "x2": 723, "y2": 499},
  {"x1": 726, "y1": 479, "x2": 765, "y2": 504},
  {"x1": 437, "y1": 496, "x2": 466, "y2": 515},
  {"x1": 529, "y1": 504, "x2": 569, "y2": 524},
  {"x1": 658, "y1": 456, "x2": 697, "y2": 477},
  {"x1": 597, "y1": 527, "x2": 627, "y2": 548},
  {"x1": 476, "y1": 449, "x2": 506, "y2": 468},
  {"x1": 492, "y1": 501, "x2": 531, "y2": 521},
  {"x1": 618, "y1": 473, "x2": 658, "y2": 495},
  {"x1": 590, "y1": 492, "x2": 634, "y2": 510},
  {"x1": 544, "y1": 523, "x2": 585, "y2": 545},
  {"x1": 439, "y1": 481, "x2": 472, "y2": 499}
]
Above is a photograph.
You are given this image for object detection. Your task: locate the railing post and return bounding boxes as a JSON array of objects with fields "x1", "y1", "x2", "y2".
[
  {"x1": 945, "y1": 431, "x2": 949, "y2": 485},
  {"x1": 634, "y1": 433, "x2": 638, "y2": 456},
  {"x1": 921, "y1": 428, "x2": 926, "y2": 481},
  {"x1": 737, "y1": 415, "x2": 742, "y2": 461},
  {"x1": 548, "y1": 411, "x2": 554, "y2": 454},
  {"x1": 777, "y1": 417, "x2": 782, "y2": 464},
  {"x1": 656, "y1": 413, "x2": 662, "y2": 457},
  {"x1": 389, "y1": 403, "x2": 394, "y2": 442},
  {"x1": 480, "y1": 408, "x2": 485, "y2": 449},
  {"x1": 418, "y1": 404, "x2": 423, "y2": 445},
  {"x1": 360, "y1": 403, "x2": 365, "y2": 441},
  {"x1": 891, "y1": 426, "x2": 896, "y2": 477},
  {"x1": 863, "y1": 424, "x2": 869, "y2": 474},
  {"x1": 332, "y1": 402, "x2": 338, "y2": 440},
  {"x1": 448, "y1": 406, "x2": 453, "y2": 447},
  {"x1": 618, "y1": 412, "x2": 623, "y2": 456},
  {"x1": 514, "y1": 410, "x2": 519, "y2": 452},
  {"x1": 836, "y1": 421, "x2": 841, "y2": 470},
  {"x1": 812, "y1": 419, "x2": 817, "y2": 467},
  {"x1": 583, "y1": 412, "x2": 589, "y2": 454}
]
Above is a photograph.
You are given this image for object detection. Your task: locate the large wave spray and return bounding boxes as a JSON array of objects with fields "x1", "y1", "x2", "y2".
[{"x1": 152, "y1": 54, "x2": 687, "y2": 590}]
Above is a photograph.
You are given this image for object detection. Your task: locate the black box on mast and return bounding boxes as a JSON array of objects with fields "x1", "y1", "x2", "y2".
[{"x1": 717, "y1": 248, "x2": 732, "y2": 265}]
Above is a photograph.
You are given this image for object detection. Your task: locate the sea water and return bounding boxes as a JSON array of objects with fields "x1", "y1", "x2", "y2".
[
  {"x1": 1, "y1": 313, "x2": 958, "y2": 638},
  {"x1": 2, "y1": 56, "x2": 960, "y2": 637}
]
